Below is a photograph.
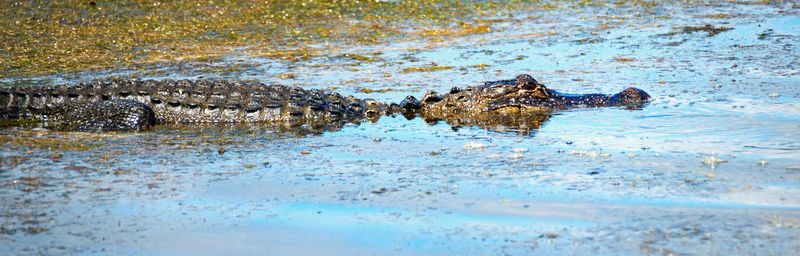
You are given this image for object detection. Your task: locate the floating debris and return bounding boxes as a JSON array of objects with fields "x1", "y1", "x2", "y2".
[
  {"x1": 359, "y1": 88, "x2": 396, "y2": 93},
  {"x1": 757, "y1": 160, "x2": 769, "y2": 166},
  {"x1": 768, "y1": 93, "x2": 780, "y2": 98},
  {"x1": 663, "y1": 24, "x2": 733, "y2": 37},
  {"x1": 568, "y1": 150, "x2": 610, "y2": 158},
  {"x1": 512, "y1": 148, "x2": 529, "y2": 153},
  {"x1": 508, "y1": 153, "x2": 525, "y2": 160},
  {"x1": 702, "y1": 156, "x2": 728, "y2": 165},
  {"x1": 400, "y1": 64, "x2": 454, "y2": 73},
  {"x1": 788, "y1": 166, "x2": 800, "y2": 172},
  {"x1": 567, "y1": 150, "x2": 586, "y2": 155},
  {"x1": 463, "y1": 142, "x2": 489, "y2": 150}
]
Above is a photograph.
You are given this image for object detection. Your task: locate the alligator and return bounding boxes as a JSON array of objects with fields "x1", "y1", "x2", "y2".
[{"x1": 0, "y1": 74, "x2": 650, "y2": 132}]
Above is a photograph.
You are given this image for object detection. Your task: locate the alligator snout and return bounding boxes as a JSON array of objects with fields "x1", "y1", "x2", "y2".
[{"x1": 617, "y1": 87, "x2": 651, "y2": 106}]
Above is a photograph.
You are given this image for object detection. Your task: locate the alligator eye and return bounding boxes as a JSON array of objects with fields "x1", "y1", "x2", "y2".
[
  {"x1": 422, "y1": 93, "x2": 442, "y2": 103},
  {"x1": 363, "y1": 99, "x2": 379, "y2": 107}
]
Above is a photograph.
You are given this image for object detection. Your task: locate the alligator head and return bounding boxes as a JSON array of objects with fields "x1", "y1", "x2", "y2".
[{"x1": 400, "y1": 74, "x2": 651, "y2": 132}]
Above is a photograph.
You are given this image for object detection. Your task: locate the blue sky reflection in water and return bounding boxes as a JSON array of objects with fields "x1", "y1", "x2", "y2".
[{"x1": 1, "y1": 1, "x2": 800, "y2": 255}]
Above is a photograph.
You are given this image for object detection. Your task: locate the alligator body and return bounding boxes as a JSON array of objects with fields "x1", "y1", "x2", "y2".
[
  {"x1": 0, "y1": 74, "x2": 649, "y2": 132},
  {"x1": 0, "y1": 80, "x2": 393, "y2": 132}
]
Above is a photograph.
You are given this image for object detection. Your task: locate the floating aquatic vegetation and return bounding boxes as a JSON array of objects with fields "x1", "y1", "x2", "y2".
[
  {"x1": 1, "y1": 0, "x2": 748, "y2": 80},
  {"x1": 0, "y1": 0, "x2": 538, "y2": 79},
  {"x1": 662, "y1": 24, "x2": 733, "y2": 37}
]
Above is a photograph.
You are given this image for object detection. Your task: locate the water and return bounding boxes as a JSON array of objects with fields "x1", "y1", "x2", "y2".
[{"x1": 2, "y1": 1, "x2": 800, "y2": 255}]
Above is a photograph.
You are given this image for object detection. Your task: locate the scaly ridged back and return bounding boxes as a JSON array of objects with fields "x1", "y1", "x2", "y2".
[{"x1": 0, "y1": 79, "x2": 390, "y2": 125}]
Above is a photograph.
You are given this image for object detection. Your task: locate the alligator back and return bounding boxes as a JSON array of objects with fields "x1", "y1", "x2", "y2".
[{"x1": 1, "y1": 79, "x2": 388, "y2": 130}]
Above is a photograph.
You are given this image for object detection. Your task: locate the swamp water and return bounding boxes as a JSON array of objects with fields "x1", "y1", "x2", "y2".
[{"x1": 2, "y1": 1, "x2": 800, "y2": 255}]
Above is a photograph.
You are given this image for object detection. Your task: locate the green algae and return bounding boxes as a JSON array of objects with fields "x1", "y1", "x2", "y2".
[
  {"x1": 400, "y1": 62, "x2": 454, "y2": 73},
  {"x1": 0, "y1": 0, "x2": 744, "y2": 80},
  {"x1": 2, "y1": 132, "x2": 103, "y2": 151},
  {"x1": 0, "y1": 0, "x2": 536, "y2": 79}
]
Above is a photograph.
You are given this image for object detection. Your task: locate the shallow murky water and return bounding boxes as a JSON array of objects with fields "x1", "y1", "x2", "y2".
[{"x1": 2, "y1": 1, "x2": 800, "y2": 255}]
